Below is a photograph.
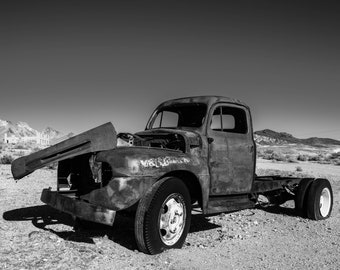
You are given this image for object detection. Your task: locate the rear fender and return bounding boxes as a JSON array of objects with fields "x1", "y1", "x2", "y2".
[{"x1": 295, "y1": 178, "x2": 314, "y2": 216}]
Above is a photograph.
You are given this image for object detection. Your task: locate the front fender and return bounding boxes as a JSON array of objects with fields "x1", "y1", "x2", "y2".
[
  {"x1": 80, "y1": 175, "x2": 155, "y2": 211},
  {"x1": 82, "y1": 147, "x2": 204, "y2": 211}
]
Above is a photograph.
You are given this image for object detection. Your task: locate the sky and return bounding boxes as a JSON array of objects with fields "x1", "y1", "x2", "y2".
[{"x1": 1, "y1": 1, "x2": 339, "y2": 139}]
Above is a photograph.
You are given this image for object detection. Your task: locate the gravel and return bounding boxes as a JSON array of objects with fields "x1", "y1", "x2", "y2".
[{"x1": 1, "y1": 164, "x2": 339, "y2": 269}]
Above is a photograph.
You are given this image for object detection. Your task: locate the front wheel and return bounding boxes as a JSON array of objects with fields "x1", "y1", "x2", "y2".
[
  {"x1": 134, "y1": 177, "x2": 191, "y2": 254},
  {"x1": 306, "y1": 178, "x2": 333, "y2": 220}
]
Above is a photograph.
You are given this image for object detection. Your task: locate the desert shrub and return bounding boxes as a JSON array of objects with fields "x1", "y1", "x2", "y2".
[
  {"x1": 322, "y1": 155, "x2": 332, "y2": 162},
  {"x1": 262, "y1": 153, "x2": 273, "y2": 160},
  {"x1": 286, "y1": 155, "x2": 298, "y2": 163},
  {"x1": 318, "y1": 160, "x2": 332, "y2": 165},
  {"x1": 256, "y1": 149, "x2": 264, "y2": 159},
  {"x1": 258, "y1": 149, "x2": 282, "y2": 160},
  {"x1": 271, "y1": 152, "x2": 286, "y2": 162},
  {"x1": 264, "y1": 149, "x2": 274, "y2": 155},
  {"x1": 258, "y1": 149, "x2": 290, "y2": 162},
  {"x1": 31, "y1": 147, "x2": 41, "y2": 153},
  {"x1": 17, "y1": 151, "x2": 26, "y2": 157},
  {"x1": 14, "y1": 144, "x2": 28, "y2": 150},
  {"x1": 263, "y1": 149, "x2": 273, "y2": 154},
  {"x1": 296, "y1": 166, "x2": 303, "y2": 172},
  {"x1": 260, "y1": 153, "x2": 271, "y2": 160},
  {"x1": 0, "y1": 154, "x2": 14, "y2": 164},
  {"x1": 297, "y1": 154, "x2": 309, "y2": 161},
  {"x1": 308, "y1": 155, "x2": 322, "y2": 162},
  {"x1": 333, "y1": 159, "x2": 340, "y2": 166},
  {"x1": 256, "y1": 149, "x2": 268, "y2": 159},
  {"x1": 330, "y1": 152, "x2": 340, "y2": 160}
]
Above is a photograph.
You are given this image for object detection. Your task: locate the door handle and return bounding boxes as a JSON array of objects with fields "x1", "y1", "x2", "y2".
[{"x1": 208, "y1": 137, "x2": 214, "y2": 144}]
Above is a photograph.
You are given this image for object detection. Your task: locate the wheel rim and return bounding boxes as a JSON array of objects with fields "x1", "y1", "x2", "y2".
[
  {"x1": 319, "y1": 187, "x2": 331, "y2": 217},
  {"x1": 158, "y1": 193, "x2": 186, "y2": 246}
]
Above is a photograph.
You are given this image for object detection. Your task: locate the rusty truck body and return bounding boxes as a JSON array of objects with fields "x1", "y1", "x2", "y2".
[{"x1": 11, "y1": 96, "x2": 334, "y2": 254}]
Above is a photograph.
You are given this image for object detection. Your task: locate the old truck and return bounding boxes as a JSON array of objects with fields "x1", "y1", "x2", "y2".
[{"x1": 11, "y1": 96, "x2": 333, "y2": 254}]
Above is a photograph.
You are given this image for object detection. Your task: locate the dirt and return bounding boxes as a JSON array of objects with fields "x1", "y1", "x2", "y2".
[{"x1": 1, "y1": 162, "x2": 339, "y2": 270}]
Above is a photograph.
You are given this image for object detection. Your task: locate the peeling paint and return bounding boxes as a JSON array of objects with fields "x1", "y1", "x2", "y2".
[
  {"x1": 140, "y1": 156, "x2": 190, "y2": 168},
  {"x1": 127, "y1": 158, "x2": 140, "y2": 173},
  {"x1": 116, "y1": 177, "x2": 128, "y2": 191}
]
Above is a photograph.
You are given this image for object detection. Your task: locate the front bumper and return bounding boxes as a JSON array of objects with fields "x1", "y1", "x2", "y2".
[{"x1": 41, "y1": 188, "x2": 116, "y2": 226}]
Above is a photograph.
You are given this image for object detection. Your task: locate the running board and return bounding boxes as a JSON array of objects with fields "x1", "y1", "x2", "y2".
[{"x1": 206, "y1": 195, "x2": 254, "y2": 215}]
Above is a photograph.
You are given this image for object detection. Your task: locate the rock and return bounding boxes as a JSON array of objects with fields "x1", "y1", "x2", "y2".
[{"x1": 28, "y1": 231, "x2": 43, "y2": 239}]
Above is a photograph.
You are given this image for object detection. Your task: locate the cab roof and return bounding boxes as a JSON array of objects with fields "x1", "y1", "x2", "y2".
[{"x1": 157, "y1": 96, "x2": 249, "y2": 110}]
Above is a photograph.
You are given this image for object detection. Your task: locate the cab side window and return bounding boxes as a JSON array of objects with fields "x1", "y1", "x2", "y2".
[{"x1": 210, "y1": 106, "x2": 248, "y2": 134}]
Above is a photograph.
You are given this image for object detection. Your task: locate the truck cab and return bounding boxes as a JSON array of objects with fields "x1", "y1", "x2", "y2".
[{"x1": 132, "y1": 96, "x2": 257, "y2": 213}]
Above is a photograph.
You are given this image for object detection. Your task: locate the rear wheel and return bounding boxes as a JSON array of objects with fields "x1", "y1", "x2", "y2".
[
  {"x1": 306, "y1": 178, "x2": 333, "y2": 220},
  {"x1": 134, "y1": 177, "x2": 191, "y2": 254}
]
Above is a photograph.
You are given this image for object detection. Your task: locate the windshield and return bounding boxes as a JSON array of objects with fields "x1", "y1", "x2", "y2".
[{"x1": 147, "y1": 103, "x2": 207, "y2": 129}]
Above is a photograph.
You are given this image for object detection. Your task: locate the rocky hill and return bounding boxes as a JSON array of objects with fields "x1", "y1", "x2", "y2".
[
  {"x1": 255, "y1": 129, "x2": 340, "y2": 146},
  {"x1": 42, "y1": 126, "x2": 63, "y2": 139},
  {"x1": 0, "y1": 120, "x2": 37, "y2": 138},
  {"x1": 0, "y1": 118, "x2": 65, "y2": 146}
]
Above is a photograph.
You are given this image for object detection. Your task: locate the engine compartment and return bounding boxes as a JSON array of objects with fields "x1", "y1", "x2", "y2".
[
  {"x1": 117, "y1": 132, "x2": 186, "y2": 152},
  {"x1": 57, "y1": 154, "x2": 112, "y2": 196},
  {"x1": 56, "y1": 131, "x2": 187, "y2": 196}
]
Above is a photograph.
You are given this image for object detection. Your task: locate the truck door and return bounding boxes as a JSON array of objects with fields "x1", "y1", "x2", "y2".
[{"x1": 207, "y1": 104, "x2": 255, "y2": 195}]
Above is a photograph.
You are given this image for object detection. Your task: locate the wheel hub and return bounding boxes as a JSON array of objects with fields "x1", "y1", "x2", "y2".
[
  {"x1": 319, "y1": 187, "x2": 331, "y2": 217},
  {"x1": 159, "y1": 194, "x2": 186, "y2": 246}
]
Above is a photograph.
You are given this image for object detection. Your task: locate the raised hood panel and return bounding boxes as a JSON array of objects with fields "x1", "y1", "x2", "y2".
[{"x1": 11, "y1": 122, "x2": 117, "y2": 180}]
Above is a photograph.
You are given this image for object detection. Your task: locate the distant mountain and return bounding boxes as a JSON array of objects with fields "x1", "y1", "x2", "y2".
[
  {"x1": 41, "y1": 126, "x2": 74, "y2": 144},
  {"x1": 42, "y1": 126, "x2": 63, "y2": 139},
  {"x1": 255, "y1": 129, "x2": 340, "y2": 146},
  {"x1": 0, "y1": 118, "x2": 65, "y2": 146},
  {"x1": 0, "y1": 120, "x2": 37, "y2": 138}
]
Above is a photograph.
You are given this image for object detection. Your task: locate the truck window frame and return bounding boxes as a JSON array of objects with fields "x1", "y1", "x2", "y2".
[{"x1": 208, "y1": 104, "x2": 249, "y2": 134}]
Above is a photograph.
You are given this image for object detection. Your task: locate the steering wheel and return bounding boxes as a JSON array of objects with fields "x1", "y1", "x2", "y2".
[{"x1": 165, "y1": 139, "x2": 184, "y2": 150}]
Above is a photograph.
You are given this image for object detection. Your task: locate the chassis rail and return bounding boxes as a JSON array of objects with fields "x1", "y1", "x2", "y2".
[{"x1": 252, "y1": 176, "x2": 302, "y2": 193}]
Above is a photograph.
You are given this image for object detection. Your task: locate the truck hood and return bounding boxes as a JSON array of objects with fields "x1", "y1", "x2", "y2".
[{"x1": 11, "y1": 122, "x2": 117, "y2": 180}]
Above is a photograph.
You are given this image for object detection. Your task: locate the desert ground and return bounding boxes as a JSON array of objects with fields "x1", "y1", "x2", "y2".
[{"x1": 1, "y1": 160, "x2": 339, "y2": 270}]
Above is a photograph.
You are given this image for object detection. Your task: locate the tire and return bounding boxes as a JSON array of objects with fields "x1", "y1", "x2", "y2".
[
  {"x1": 295, "y1": 178, "x2": 314, "y2": 217},
  {"x1": 134, "y1": 177, "x2": 191, "y2": 254},
  {"x1": 306, "y1": 178, "x2": 333, "y2": 220}
]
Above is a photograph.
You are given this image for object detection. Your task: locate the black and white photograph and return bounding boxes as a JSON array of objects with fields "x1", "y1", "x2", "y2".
[{"x1": 0, "y1": 1, "x2": 339, "y2": 269}]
